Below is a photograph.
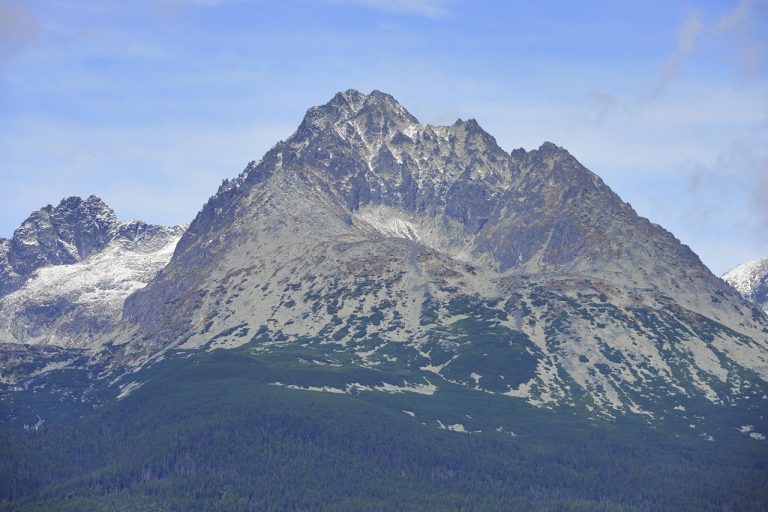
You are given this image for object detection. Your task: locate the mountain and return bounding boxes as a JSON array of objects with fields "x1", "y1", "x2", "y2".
[
  {"x1": 723, "y1": 256, "x2": 768, "y2": 313},
  {"x1": 0, "y1": 196, "x2": 184, "y2": 349},
  {"x1": 0, "y1": 195, "x2": 118, "y2": 296},
  {"x1": 115, "y1": 89, "x2": 767, "y2": 419},
  {"x1": 1, "y1": 91, "x2": 767, "y2": 511}
]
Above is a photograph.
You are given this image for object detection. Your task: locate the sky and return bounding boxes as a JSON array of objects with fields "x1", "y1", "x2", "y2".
[{"x1": 0, "y1": 0, "x2": 766, "y2": 275}]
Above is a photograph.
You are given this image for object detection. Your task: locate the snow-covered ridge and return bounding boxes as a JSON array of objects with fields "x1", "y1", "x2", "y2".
[
  {"x1": 270, "y1": 379, "x2": 437, "y2": 396},
  {"x1": 0, "y1": 226, "x2": 184, "y2": 348},
  {"x1": 0, "y1": 195, "x2": 186, "y2": 348},
  {"x1": 722, "y1": 256, "x2": 768, "y2": 312}
]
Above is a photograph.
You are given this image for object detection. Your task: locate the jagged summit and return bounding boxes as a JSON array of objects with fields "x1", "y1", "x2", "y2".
[
  {"x1": 293, "y1": 90, "x2": 568, "y2": 163},
  {"x1": 1, "y1": 195, "x2": 119, "y2": 293},
  {"x1": 292, "y1": 89, "x2": 418, "y2": 143},
  {"x1": 116, "y1": 90, "x2": 768, "y2": 421},
  {"x1": 151, "y1": 90, "x2": 715, "y2": 285},
  {"x1": 224, "y1": 90, "x2": 700, "y2": 278},
  {"x1": 0, "y1": 195, "x2": 186, "y2": 347}
]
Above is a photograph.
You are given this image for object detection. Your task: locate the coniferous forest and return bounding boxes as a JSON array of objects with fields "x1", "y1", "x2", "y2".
[{"x1": 1, "y1": 348, "x2": 767, "y2": 512}]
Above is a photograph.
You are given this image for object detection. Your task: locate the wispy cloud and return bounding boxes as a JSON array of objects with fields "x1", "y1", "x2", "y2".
[
  {"x1": 583, "y1": 90, "x2": 633, "y2": 126},
  {"x1": 648, "y1": 10, "x2": 703, "y2": 99},
  {"x1": 716, "y1": 0, "x2": 767, "y2": 83},
  {"x1": 0, "y1": 0, "x2": 40, "y2": 60},
  {"x1": 326, "y1": 0, "x2": 451, "y2": 18},
  {"x1": 681, "y1": 138, "x2": 768, "y2": 243},
  {"x1": 648, "y1": 0, "x2": 765, "y2": 99},
  {"x1": 714, "y1": 0, "x2": 752, "y2": 33}
]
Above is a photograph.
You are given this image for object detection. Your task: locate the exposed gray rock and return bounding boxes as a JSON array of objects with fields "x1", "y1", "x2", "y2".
[
  {"x1": 1, "y1": 195, "x2": 118, "y2": 294},
  {"x1": 117, "y1": 90, "x2": 768, "y2": 416}
]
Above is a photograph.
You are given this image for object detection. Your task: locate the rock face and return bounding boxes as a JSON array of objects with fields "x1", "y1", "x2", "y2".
[
  {"x1": 117, "y1": 90, "x2": 768, "y2": 417},
  {"x1": 0, "y1": 197, "x2": 184, "y2": 348},
  {"x1": 1, "y1": 196, "x2": 118, "y2": 294},
  {"x1": 723, "y1": 257, "x2": 768, "y2": 313}
]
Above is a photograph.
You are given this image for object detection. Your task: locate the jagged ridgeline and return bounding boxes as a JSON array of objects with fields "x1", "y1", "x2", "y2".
[
  {"x1": 1, "y1": 90, "x2": 767, "y2": 511},
  {"x1": 119, "y1": 89, "x2": 767, "y2": 418}
]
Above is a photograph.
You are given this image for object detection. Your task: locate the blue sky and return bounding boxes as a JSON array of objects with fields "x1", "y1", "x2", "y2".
[{"x1": 0, "y1": 0, "x2": 766, "y2": 275}]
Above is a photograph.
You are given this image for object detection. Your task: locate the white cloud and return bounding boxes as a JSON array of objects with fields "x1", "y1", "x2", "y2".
[
  {"x1": 714, "y1": 0, "x2": 752, "y2": 33},
  {"x1": 648, "y1": 10, "x2": 703, "y2": 99},
  {"x1": 326, "y1": 0, "x2": 451, "y2": 18},
  {"x1": 0, "y1": 0, "x2": 40, "y2": 61},
  {"x1": 649, "y1": 0, "x2": 766, "y2": 98}
]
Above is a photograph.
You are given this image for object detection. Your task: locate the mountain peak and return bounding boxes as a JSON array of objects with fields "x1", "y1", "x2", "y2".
[
  {"x1": 324, "y1": 88, "x2": 367, "y2": 116},
  {"x1": 723, "y1": 256, "x2": 768, "y2": 313},
  {"x1": 9, "y1": 90, "x2": 766, "y2": 442},
  {"x1": 54, "y1": 193, "x2": 110, "y2": 208},
  {"x1": 0, "y1": 194, "x2": 182, "y2": 296},
  {"x1": 4, "y1": 196, "x2": 118, "y2": 279},
  {"x1": 292, "y1": 90, "x2": 418, "y2": 142},
  {"x1": 534, "y1": 141, "x2": 569, "y2": 158},
  {"x1": 213, "y1": 91, "x2": 683, "y2": 276},
  {"x1": 361, "y1": 89, "x2": 418, "y2": 123}
]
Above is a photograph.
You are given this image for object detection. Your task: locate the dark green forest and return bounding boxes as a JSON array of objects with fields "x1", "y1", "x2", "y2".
[{"x1": 1, "y1": 347, "x2": 767, "y2": 511}]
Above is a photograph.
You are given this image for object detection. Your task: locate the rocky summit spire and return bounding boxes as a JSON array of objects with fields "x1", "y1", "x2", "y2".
[
  {"x1": 0, "y1": 195, "x2": 185, "y2": 347},
  {"x1": 291, "y1": 89, "x2": 418, "y2": 143},
  {"x1": 6, "y1": 195, "x2": 118, "y2": 279}
]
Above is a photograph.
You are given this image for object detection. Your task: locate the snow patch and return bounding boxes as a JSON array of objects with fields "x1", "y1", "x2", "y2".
[
  {"x1": 723, "y1": 257, "x2": 768, "y2": 298},
  {"x1": 269, "y1": 382, "x2": 345, "y2": 394},
  {"x1": 738, "y1": 425, "x2": 766, "y2": 440},
  {"x1": 270, "y1": 379, "x2": 436, "y2": 396},
  {"x1": 436, "y1": 420, "x2": 469, "y2": 433},
  {"x1": 117, "y1": 380, "x2": 144, "y2": 399},
  {"x1": 357, "y1": 208, "x2": 422, "y2": 241}
]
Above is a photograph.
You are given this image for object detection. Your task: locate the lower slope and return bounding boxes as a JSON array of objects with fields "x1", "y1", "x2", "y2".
[{"x1": 1, "y1": 346, "x2": 767, "y2": 511}]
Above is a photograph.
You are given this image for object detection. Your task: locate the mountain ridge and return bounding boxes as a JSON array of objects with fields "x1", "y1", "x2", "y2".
[
  {"x1": 0, "y1": 90, "x2": 765, "y2": 422},
  {"x1": 1, "y1": 90, "x2": 768, "y2": 512},
  {"x1": 108, "y1": 89, "x2": 768, "y2": 419},
  {"x1": 0, "y1": 196, "x2": 184, "y2": 348}
]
